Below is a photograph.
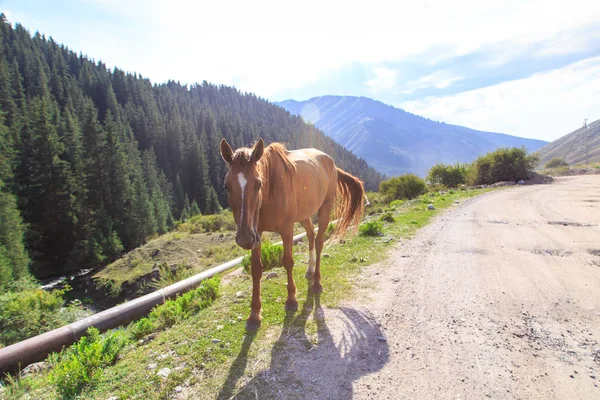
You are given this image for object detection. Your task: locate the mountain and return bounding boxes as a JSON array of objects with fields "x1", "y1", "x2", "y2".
[
  {"x1": 277, "y1": 96, "x2": 548, "y2": 177},
  {"x1": 537, "y1": 119, "x2": 600, "y2": 166},
  {"x1": 0, "y1": 16, "x2": 382, "y2": 283}
]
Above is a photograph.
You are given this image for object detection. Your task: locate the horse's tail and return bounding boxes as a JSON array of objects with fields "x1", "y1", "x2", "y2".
[{"x1": 331, "y1": 167, "x2": 365, "y2": 239}]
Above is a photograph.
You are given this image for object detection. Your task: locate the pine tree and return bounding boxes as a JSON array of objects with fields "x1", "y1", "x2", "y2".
[
  {"x1": 190, "y1": 200, "x2": 201, "y2": 217},
  {"x1": 181, "y1": 195, "x2": 191, "y2": 222},
  {"x1": 173, "y1": 173, "x2": 185, "y2": 219},
  {"x1": 0, "y1": 114, "x2": 29, "y2": 288},
  {"x1": 19, "y1": 96, "x2": 74, "y2": 274}
]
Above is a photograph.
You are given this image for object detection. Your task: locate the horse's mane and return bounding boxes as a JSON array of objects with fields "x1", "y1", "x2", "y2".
[
  {"x1": 230, "y1": 142, "x2": 296, "y2": 199},
  {"x1": 258, "y1": 143, "x2": 296, "y2": 199}
]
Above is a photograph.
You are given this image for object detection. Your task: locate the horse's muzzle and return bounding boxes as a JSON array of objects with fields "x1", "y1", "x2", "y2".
[{"x1": 236, "y1": 230, "x2": 260, "y2": 250}]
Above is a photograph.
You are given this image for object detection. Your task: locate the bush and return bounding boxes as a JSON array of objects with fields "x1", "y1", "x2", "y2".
[
  {"x1": 147, "y1": 277, "x2": 220, "y2": 330},
  {"x1": 50, "y1": 327, "x2": 129, "y2": 398},
  {"x1": 129, "y1": 317, "x2": 155, "y2": 340},
  {"x1": 389, "y1": 199, "x2": 405, "y2": 208},
  {"x1": 0, "y1": 285, "x2": 87, "y2": 347},
  {"x1": 241, "y1": 241, "x2": 284, "y2": 273},
  {"x1": 379, "y1": 212, "x2": 395, "y2": 223},
  {"x1": 427, "y1": 163, "x2": 469, "y2": 188},
  {"x1": 544, "y1": 158, "x2": 569, "y2": 169},
  {"x1": 379, "y1": 174, "x2": 427, "y2": 201},
  {"x1": 467, "y1": 147, "x2": 539, "y2": 185},
  {"x1": 359, "y1": 221, "x2": 383, "y2": 237},
  {"x1": 178, "y1": 211, "x2": 236, "y2": 234}
]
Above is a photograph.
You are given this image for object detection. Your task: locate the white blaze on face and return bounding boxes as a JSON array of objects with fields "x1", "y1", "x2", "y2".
[{"x1": 237, "y1": 172, "x2": 247, "y2": 222}]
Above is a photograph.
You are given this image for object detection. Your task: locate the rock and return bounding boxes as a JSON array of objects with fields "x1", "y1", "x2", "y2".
[
  {"x1": 175, "y1": 386, "x2": 183, "y2": 393},
  {"x1": 427, "y1": 204, "x2": 435, "y2": 210},
  {"x1": 454, "y1": 200, "x2": 460, "y2": 204},
  {"x1": 20, "y1": 361, "x2": 50, "y2": 378},
  {"x1": 322, "y1": 253, "x2": 330, "y2": 258},
  {"x1": 235, "y1": 291, "x2": 244, "y2": 298},
  {"x1": 517, "y1": 180, "x2": 525, "y2": 185},
  {"x1": 378, "y1": 336, "x2": 387, "y2": 342},
  {"x1": 359, "y1": 257, "x2": 366, "y2": 263},
  {"x1": 107, "y1": 397, "x2": 118, "y2": 400},
  {"x1": 211, "y1": 338, "x2": 221, "y2": 344},
  {"x1": 147, "y1": 363, "x2": 158, "y2": 370},
  {"x1": 158, "y1": 353, "x2": 170, "y2": 360},
  {"x1": 216, "y1": 325, "x2": 224, "y2": 331},
  {"x1": 265, "y1": 271, "x2": 278, "y2": 279},
  {"x1": 157, "y1": 367, "x2": 171, "y2": 378},
  {"x1": 491, "y1": 181, "x2": 517, "y2": 187}
]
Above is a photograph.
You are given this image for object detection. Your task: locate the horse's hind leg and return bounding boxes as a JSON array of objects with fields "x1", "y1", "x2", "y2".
[
  {"x1": 300, "y1": 218, "x2": 316, "y2": 278},
  {"x1": 314, "y1": 199, "x2": 334, "y2": 293},
  {"x1": 281, "y1": 225, "x2": 298, "y2": 311}
]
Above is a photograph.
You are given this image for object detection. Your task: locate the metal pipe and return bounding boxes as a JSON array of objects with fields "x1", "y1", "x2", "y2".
[{"x1": 0, "y1": 229, "x2": 316, "y2": 375}]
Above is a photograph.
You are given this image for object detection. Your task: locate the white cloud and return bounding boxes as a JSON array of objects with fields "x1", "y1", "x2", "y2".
[
  {"x1": 402, "y1": 70, "x2": 463, "y2": 94},
  {"x1": 399, "y1": 56, "x2": 600, "y2": 141},
  {"x1": 7, "y1": 0, "x2": 598, "y2": 99},
  {"x1": 366, "y1": 67, "x2": 398, "y2": 91}
]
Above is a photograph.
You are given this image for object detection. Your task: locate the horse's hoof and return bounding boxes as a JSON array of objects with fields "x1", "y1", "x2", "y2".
[
  {"x1": 245, "y1": 318, "x2": 261, "y2": 331},
  {"x1": 285, "y1": 300, "x2": 299, "y2": 311},
  {"x1": 312, "y1": 283, "x2": 323, "y2": 293}
]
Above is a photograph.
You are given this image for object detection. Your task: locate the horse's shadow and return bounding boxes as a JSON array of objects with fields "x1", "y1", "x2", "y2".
[{"x1": 217, "y1": 282, "x2": 390, "y2": 399}]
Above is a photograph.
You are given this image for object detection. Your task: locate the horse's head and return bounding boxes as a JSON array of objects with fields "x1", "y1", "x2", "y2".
[{"x1": 220, "y1": 138, "x2": 265, "y2": 250}]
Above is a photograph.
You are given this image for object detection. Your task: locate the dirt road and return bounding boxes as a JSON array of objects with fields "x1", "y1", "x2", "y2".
[{"x1": 241, "y1": 176, "x2": 600, "y2": 399}]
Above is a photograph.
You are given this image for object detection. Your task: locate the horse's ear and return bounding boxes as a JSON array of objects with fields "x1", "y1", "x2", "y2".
[
  {"x1": 251, "y1": 138, "x2": 264, "y2": 163},
  {"x1": 220, "y1": 138, "x2": 233, "y2": 163}
]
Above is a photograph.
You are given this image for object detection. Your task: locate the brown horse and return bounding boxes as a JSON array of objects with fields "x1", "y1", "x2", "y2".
[{"x1": 220, "y1": 138, "x2": 365, "y2": 330}]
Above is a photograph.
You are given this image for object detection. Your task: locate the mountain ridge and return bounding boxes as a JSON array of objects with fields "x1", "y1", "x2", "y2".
[
  {"x1": 537, "y1": 118, "x2": 600, "y2": 166},
  {"x1": 277, "y1": 95, "x2": 548, "y2": 177}
]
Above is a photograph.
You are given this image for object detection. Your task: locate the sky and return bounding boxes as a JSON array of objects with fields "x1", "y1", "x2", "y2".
[{"x1": 2, "y1": 0, "x2": 600, "y2": 141}]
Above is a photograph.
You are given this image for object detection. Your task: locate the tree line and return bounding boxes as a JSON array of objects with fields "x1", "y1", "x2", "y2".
[{"x1": 0, "y1": 16, "x2": 382, "y2": 285}]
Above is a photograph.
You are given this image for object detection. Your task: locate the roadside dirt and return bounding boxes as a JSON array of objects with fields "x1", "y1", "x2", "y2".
[{"x1": 228, "y1": 175, "x2": 600, "y2": 399}]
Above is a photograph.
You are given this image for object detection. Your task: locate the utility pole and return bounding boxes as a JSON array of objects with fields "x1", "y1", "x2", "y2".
[{"x1": 584, "y1": 118, "x2": 589, "y2": 165}]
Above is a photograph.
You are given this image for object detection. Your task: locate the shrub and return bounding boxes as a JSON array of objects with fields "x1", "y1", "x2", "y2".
[
  {"x1": 149, "y1": 263, "x2": 195, "y2": 290},
  {"x1": 379, "y1": 174, "x2": 427, "y2": 201},
  {"x1": 544, "y1": 158, "x2": 569, "y2": 169},
  {"x1": 389, "y1": 199, "x2": 405, "y2": 208},
  {"x1": 426, "y1": 163, "x2": 469, "y2": 188},
  {"x1": 178, "y1": 211, "x2": 236, "y2": 234},
  {"x1": 129, "y1": 317, "x2": 155, "y2": 340},
  {"x1": 241, "y1": 241, "x2": 284, "y2": 273},
  {"x1": 467, "y1": 147, "x2": 539, "y2": 185},
  {"x1": 50, "y1": 327, "x2": 129, "y2": 398},
  {"x1": 379, "y1": 212, "x2": 395, "y2": 223},
  {"x1": 359, "y1": 221, "x2": 383, "y2": 237},
  {"x1": 147, "y1": 277, "x2": 220, "y2": 330},
  {"x1": 428, "y1": 183, "x2": 447, "y2": 193},
  {"x1": 0, "y1": 285, "x2": 87, "y2": 347},
  {"x1": 367, "y1": 204, "x2": 384, "y2": 215}
]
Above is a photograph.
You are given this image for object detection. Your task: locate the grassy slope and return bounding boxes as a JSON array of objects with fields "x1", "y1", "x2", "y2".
[{"x1": 9, "y1": 189, "x2": 490, "y2": 400}]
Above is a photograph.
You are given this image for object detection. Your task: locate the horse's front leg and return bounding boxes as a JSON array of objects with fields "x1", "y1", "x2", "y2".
[
  {"x1": 246, "y1": 244, "x2": 263, "y2": 330},
  {"x1": 281, "y1": 227, "x2": 298, "y2": 311}
]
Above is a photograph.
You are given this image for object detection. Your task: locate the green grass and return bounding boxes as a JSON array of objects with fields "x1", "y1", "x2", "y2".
[
  {"x1": 6, "y1": 188, "x2": 489, "y2": 399},
  {"x1": 241, "y1": 242, "x2": 284, "y2": 273}
]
